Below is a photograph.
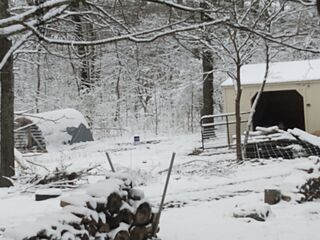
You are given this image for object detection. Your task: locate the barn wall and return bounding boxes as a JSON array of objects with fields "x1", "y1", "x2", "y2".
[{"x1": 222, "y1": 80, "x2": 320, "y2": 140}]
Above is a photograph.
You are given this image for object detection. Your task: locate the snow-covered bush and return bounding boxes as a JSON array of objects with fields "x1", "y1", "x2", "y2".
[{"x1": 281, "y1": 157, "x2": 320, "y2": 203}]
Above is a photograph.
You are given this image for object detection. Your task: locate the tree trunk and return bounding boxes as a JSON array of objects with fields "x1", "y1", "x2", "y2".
[
  {"x1": 201, "y1": 50, "x2": 214, "y2": 122},
  {"x1": 235, "y1": 64, "x2": 243, "y2": 161},
  {"x1": 200, "y1": 1, "x2": 214, "y2": 123},
  {"x1": 36, "y1": 49, "x2": 41, "y2": 113},
  {"x1": 0, "y1": 0, "x2": 15, "y2": 186},
  {"x1": 72, "y1": 3, "x2": 96, "y2": 92}
]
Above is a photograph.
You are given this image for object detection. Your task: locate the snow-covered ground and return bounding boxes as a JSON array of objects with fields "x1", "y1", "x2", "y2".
[{"x1": 1, "y1": 133, "x2": 320, "y2": 239}]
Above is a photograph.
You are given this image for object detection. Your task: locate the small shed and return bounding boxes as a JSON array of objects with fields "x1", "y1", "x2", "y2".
[
  {"x1": 14, "y1": 108, "x2": 93, "y2": 152},
  {"x1": 221, "y1": 58, "x2": 320, "y2": 138}
]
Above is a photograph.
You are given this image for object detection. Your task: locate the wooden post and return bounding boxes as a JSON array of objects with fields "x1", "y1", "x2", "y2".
[
  {"x1": 152, "y1": 152, "x2": 175, "y2": 236},
  {"x1": 105, "y1": 152, "x2": 115, "y2": 173},
  {"x1": 200, "y1": 119, "x2": 205, "y2": 149},
  {"x1": 226, "y1": 115, "x2": 231, "y2": 147}
]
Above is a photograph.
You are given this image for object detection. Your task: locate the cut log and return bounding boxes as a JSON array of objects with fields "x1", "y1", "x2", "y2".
[
  {"x1": 35, "y1": 189, "x2": 61, "y2": 201},
  {"x1": 105, "y1": 214, "x2": 120, "y2": 230},
  {"x1": 128, "y1": 188, "x2": 144, "y2": 201},
  {"x1": 98, "y1": 223, "x2": 110, "y2": 233},
  {"x1": 134, "y1": 202, "x2": 152, "y2": 226},
  {"x1": 130, "y1": 226, "x2": 148, "y2": 240},
  {"x1": 107, "y1": 192, "x2": 122, "y2": 214},
  {"x1": 117, "y1": 208, "x2": 134, "y2": 225},
  {"x1": 264, "y1": 189, "x2": 281, "y2": 205},
  {"x1": 114, "y1": 230, "x2": 130, "y2": 240},
  {"x1": 84, "y1": 221, "x2": 98, "y2": 237},
  {"x1": 96, "y1": 201, "x2": 106, "y2": 212}
]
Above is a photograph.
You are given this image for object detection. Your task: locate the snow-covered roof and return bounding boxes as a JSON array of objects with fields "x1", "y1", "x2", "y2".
[
  {"x1": 22, "y1": 108, "x2": 89, "y2": 151},
  {"x1": 221, "y1": 58, "x2": 320, "y2": 87}
]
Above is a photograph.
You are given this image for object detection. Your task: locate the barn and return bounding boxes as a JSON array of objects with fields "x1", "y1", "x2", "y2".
[
  {"x1": 14, "y1": 108, "x2": 93, "y2": 152},
  {"x1": 221, "y1": 58, "x2": 320, "y2": 138}
]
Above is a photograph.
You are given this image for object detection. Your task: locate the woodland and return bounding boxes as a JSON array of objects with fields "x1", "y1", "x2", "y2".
[{"x1": 1, "y1": 0, "x2": 320, "y2": 181}]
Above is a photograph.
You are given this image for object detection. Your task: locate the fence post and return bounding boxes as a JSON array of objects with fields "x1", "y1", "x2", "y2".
[
  {"x1": 200, "y1": 119, "x2": 205, "y2": 149},
  {"x1": 105, "y1": 152, "x2": 116, "y2": 173},
  {"x1": 152, "y1": 152, "x2": 175, "y2": 237},
  {"x1": 226, "y1": 115, "x2": 231, "y2": 147}
]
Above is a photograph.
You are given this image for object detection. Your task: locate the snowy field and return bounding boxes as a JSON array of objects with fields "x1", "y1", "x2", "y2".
[{"x1": 1, "y1": 133, "x2": 319, "y2": 240}]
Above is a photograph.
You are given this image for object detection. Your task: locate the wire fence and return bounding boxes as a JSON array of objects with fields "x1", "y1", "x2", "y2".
[
  {"x1": 200, "y1": 113, "x2": 320, "y2": 160},
  {"x1": 245, "y1": 136, "x2": 320, "y2": 159}
]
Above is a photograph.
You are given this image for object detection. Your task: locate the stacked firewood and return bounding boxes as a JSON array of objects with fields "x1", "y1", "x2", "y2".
[{"x1": 22, "y1": 178, "x2": 159, "y2": 240}]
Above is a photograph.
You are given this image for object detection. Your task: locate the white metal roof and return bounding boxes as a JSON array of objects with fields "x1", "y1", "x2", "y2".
[{"x1": 221, "y1": 58, "x2": 320, "y2": 87}]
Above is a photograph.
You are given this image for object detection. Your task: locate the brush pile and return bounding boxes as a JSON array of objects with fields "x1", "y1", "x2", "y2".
[{"x1": 281, "y1": 157, "x2": 320, "y2": 203}]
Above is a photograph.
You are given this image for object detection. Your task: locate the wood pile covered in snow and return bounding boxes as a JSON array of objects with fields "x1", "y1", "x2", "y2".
[{"x1": 5, "y1": 177, "x2": 158, "y2": 240}]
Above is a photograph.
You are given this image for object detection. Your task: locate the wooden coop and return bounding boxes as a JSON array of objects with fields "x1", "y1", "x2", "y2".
[
  {"x1": 14, "y1": 108, "x2": 93, "y2": 153},
  {"x1": 14, "y1": 117, "x2": 47, "y2": 153}
]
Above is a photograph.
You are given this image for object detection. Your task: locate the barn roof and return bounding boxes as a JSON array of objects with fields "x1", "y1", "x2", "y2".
[{"x1": 221, "y1": 58, "x2": 320, "y2": 87}]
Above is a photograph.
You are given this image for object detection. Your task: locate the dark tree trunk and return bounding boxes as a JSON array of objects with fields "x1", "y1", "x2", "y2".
[
  {"x1": 72, "y1": 3, "x2": 96, "y2": 92},
  {"x1": 0, "y1": 0, "x2": 15, "y2": 187},
  {"x1": 200, "y1": 1, "x2": 214, "y2": 123},
  {"x1": 235, "y1": 64, "x2": 243, "y2": 161},
  {"x1": 201, "y1": 50, "x2": 214, "y2": 122}
]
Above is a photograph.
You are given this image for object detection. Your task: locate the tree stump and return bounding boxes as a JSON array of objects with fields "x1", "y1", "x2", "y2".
[{"x1": 264, "y1": 189, "x2": 281, "y2": 205}]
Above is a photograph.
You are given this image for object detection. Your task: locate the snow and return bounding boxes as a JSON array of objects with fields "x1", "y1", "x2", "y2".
[
  {"x1": 85, "y1": 179, "x2": 122, "y2": 198},
  {"x1": 233, "y1": 202, "x2": 272, "y2": 221},
  {"x1": 1, "y1": 134, "x2": 320, "y2": 240},
  {"x1": 24, "y1": 108, "x2": 90, "y2": 151},
  {"x1": 35, "y1": 188, "x2": 62, "y2": 196},
  {"x1": 289, "y1": 128, "x2": 320, "y2": 147},
  {"x1": 221, "y1": 58, "x2": 320, "y2": 86}
]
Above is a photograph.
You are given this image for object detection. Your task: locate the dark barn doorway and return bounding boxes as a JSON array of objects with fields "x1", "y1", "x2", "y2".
[{"x1": 252, "y1": 90, "x2": 305, "y2": 131}]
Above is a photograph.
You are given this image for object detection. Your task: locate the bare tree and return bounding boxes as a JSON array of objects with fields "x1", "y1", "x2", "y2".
[{"x1": 0, "y1": 0, "x2": 14, "y2": 187}]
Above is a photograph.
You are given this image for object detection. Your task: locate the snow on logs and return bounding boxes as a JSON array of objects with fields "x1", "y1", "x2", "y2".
[{"x1": 16, "y1": 178, "x2": 158, "y2": 240}]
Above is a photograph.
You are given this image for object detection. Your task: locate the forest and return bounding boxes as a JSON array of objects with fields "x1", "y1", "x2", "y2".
[{"x1": 1, "y1": 1, "x2": 320, "y2": 240}]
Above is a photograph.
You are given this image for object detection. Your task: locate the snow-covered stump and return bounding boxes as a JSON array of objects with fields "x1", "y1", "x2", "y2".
[
  {"x1": 11, "y1": 177, "x2": 158, "y2": 240},
  {"x1": 264, "y1": 189, "x2": 281, "y2": 205}
]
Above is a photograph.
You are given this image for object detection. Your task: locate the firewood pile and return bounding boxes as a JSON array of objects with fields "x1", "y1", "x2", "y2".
[
  {"x1": 244, "y1": 126, "x2": 320, "y2": 159},
  {"x1": 18, "y1": 177, "x2": 159, "y2": 240}
]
